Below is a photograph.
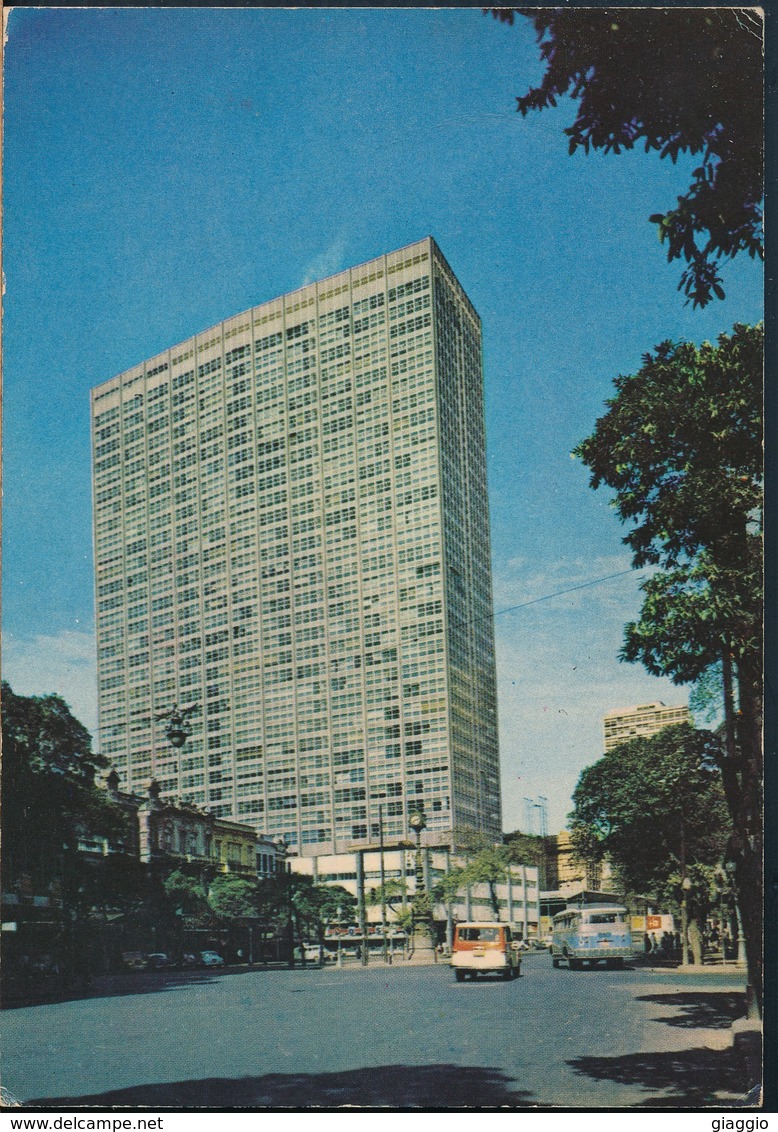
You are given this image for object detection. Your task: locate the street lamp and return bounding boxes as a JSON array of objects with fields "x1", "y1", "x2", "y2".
[
  {"x1": 408, "y1": 806, "x2": 435, "y2": 961},
  {"x1": 724, "y1": 859, "x2": 747, "y2": 966},
  {"x1": 409, "y1": 808, "x2": 427, "y2": 898},
  {"x1": 680, "y1": 875, "x2": 692, "y2": 968},
  {"x1": 156, "y1": 703, "x2": 197, "y2": 751}
]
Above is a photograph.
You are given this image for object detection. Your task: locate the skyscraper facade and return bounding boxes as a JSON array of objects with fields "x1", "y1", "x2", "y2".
[{"x1": 91, "y1": 237, "x2": 501, "y2": 854}]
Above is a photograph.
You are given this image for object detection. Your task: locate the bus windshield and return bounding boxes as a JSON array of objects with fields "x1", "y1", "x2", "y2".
[{"x1": 587, "y1": 913, "x2": 624, "y2": 925}]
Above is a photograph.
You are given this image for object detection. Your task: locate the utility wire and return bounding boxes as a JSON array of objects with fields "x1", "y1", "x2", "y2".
[{"x1": 494, "y1": 567, "x2": 640, "y2": 619}]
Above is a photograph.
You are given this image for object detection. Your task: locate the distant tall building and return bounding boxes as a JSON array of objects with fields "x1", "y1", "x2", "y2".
[
  {"x1": 91, "y1": 237, "x2": 501, "y2": 854},
  {"x1": 602, "y1": 701, "x2": 691, "y2": 752}
]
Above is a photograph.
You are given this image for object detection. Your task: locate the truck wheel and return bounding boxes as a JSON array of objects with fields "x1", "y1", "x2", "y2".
[
  {"x1": 552, "y1": 957, "x2": 561, "y2": 968},
  {"x1": 569, "y1": 958, "x2": 582, "y2": 971},
  {"x1": 455, "y1": 969, "x2": 465, "y2": 982}
]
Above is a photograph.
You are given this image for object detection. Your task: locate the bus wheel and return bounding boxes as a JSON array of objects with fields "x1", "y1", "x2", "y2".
[
  {"x1": 569, "y1": 958, "x2": 582, "y2": 971},
  {"x1": 606, "y1": 958, "x2": 624, "y2": 970},
  {"x1": 455, "y1": 970, "x2": 465, "y2": 982}
]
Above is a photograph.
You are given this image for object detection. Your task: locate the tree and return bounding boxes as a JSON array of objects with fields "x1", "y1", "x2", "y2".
[
  {"x1": 570, "y1": 724, "x2": 732, "y2": 963},
  {"x1": 503, "y1": 831, "x2": 546, "y2": 868},
  {"x1": 1, "y1": 683, "x2": 121, "y2": 891},
  {"x1": 208, "y1": 875, "x2": 259, "y2": 922},
  {"x1": 493, "y1": 8, "x2": 763, "y2": 306},
  {"x1": 255, "y1": 874, "x2": 356, "y2": 962},
  {"x1": 435, "y1": 840, "x2": 514, "y2": 921},
  {"x1": 573, "y1": 321, "x2": 763, "y2": 1010},
  {"x1": 1, "y1": 682, "x2": 131, "y2": 979},
  {"x1": 163, "y1": 870, "x2": 213, "y2": 927}
]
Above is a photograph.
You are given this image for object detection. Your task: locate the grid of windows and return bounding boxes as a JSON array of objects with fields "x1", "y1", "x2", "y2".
[{"x1": 91, "y1": 237, "x2": 501, "y2": 852}]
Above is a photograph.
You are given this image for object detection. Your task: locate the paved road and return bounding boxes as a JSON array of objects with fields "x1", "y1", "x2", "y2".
[{"x1": 2, "y1": 953, "x2": 757, "y2": 1109}]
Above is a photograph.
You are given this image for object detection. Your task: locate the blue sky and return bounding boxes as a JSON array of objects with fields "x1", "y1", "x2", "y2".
[{"x1": 2, "y1": 8, "x2": 763, "y2": 833}]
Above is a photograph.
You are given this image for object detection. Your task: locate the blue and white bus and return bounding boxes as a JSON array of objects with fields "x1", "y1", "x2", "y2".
[{"x1": 551, "y1": 904, "x2": 632, "y2": 970}]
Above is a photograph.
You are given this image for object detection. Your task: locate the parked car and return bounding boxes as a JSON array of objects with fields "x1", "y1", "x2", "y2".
[
  {"x1": 300, "y1": 943, "x2": 323, "y2": 963},
  {"x1": 199, "y1": 950, "x2": 225, "y2": 967},
  {"x1": 180, "y1": 953, "x2": 200, "y2": 969},
  {"x1": 147, "y1": 952, "x2": 175, "y2": 970},
  {"x1": 121, "y1": 951, "x2": 148, "y2": 972}
]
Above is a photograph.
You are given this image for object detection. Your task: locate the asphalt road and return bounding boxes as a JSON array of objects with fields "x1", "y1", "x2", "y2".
[{"x1": 2, "y1": 953, "x2": 757, "y2": 1109}]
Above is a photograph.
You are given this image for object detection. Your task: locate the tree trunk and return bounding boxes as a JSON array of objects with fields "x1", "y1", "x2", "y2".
[
  {"x1": 688, "y1": 915, "x2": 704, "y2": 966},
  {"x1": 733, "y1": 655, "x2": 763, "y2": 1017},
  {"x1": 489, "y1": 882, "x2": 500, "y2": 920}
]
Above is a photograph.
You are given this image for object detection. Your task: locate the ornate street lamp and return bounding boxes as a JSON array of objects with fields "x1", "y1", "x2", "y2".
[
  {"x1": 409, "y1": 808, "x2": 427, "y2": 898},
  {"x1": 408, "y1": 806, "x2": 436, "y2": 961},
  {"x1": 155, "y1": 703, "x2": 198, "y2": 750}
]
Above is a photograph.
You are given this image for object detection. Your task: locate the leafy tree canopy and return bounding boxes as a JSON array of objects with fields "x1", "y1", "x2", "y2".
[
  {"x1": 573, "y1": 321, "x2": 762, "y2": 1011},
  {"x1": 163, "y1": 870, "x2": 213, "y2": 925},
  {"x1": 1, "y1": 681, "x2": 123, "y2": 879},
  {"x1": 494, "y1": 8, "x2": 763, "y2": 305},
  {"x1": 208, "y1": 875, "x2": 259, "y2": 921},
  {"x1": 569, "y1": 724, "x2": 731, "y2": 899},
  {"x1": 573, "y1": 322, "x2": 762, "y2": 684}
]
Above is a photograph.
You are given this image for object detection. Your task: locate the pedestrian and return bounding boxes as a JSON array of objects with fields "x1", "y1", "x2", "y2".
[{"x1": 644, "y1": 932, "x2": 652, "y2": 955}]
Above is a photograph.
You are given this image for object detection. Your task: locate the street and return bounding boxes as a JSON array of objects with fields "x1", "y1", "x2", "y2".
[{"x1": 2, "y1": 953, "x2": 758, "y2": 1109}]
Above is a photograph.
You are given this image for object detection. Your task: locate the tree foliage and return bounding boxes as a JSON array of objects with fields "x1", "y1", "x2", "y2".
[
  {"x1": 164, "y1": 870, "x2": 213, "y2": 926},
  {"x1": 1, "y1": 681, "x2": 123, "y2": 888},
  {"x1": 570, "y1": 723, "x2": 732, "y2": 965},
  {"x1": 573, "y1": 322, "x2": 763, "y2": 1009},
  {"x1": 493, "y1": 7, "x2": 763, "y2": 305},
  {"x1": 570, "y1": 724, "x2": 730, "y2": 896},
  {"x1": 573, "y1": 322, "x2": 762, "y2": 702},
  {"x1": 208, "y1": 875, "x2": 259, "y2": 921},
  {"x1": 255, "y1": 873, "x2": 356, "y2": 946}
]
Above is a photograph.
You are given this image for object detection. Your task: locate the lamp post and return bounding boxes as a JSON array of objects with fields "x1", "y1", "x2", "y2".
[
  {"x1": 378, "y1": 803, "x2": 388, "y2": 965},
  {"x1": 156, "y1": 703, "x2": 197, "y2": 750},
  {"x1": 408, "y1": 806, "x2": 435, "y2": 961},
  {"x1": 155, "y1": 703, "x2": 197, "y2": 799},
  {"x1": 725, "y1": 859, "x2": 747, "y2": 966},
  {"x1": 680, "y1": 875, "x2": 692, "y2": 968},
  {"x1": 336, "y1": 905, "x2": 343, "y2": 968}
]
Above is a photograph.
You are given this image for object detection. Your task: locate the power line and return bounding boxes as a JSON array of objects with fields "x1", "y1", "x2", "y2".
[{"x1": 494, "y1": 568, "x2": 640, "y2": 619}]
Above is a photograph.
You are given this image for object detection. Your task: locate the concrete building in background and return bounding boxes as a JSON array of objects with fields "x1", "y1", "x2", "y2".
[
  {"x1": 602, "y1": 701, "x2": 691, "y2": 752},
  {"x1": 91, "y1": 237, "x2": 501, "y2": 855},
  {"x1": 291, "y1": 850, "x2": 540, "y2": 941}
]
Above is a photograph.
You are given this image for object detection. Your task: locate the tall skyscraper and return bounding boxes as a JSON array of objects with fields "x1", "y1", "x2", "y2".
[
  {"x1": 602, "y1": 701, "x2": 691, "y2": 752},
  {"x1": 91, "y1": 237, "x2": 501, "y2": 854}
]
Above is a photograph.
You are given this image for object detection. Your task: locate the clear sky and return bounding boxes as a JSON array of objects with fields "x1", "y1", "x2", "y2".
[{"x1": 2, "y1": 8, "x2": 763, "y2": 834}]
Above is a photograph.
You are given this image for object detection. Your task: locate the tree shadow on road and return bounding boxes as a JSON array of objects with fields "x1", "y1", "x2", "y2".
[
  {"x1": 29, "y1": 1065, "x2": 537, "y2": 1109},
  {"x1": 569, "y1": 1036, "x2": 761, "y2": 1108},
  {"x1": 633, "y1": 991, "x2": 747, "y2": 1029}
]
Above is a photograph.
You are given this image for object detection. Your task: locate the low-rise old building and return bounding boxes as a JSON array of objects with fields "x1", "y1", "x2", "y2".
[{"x1": 81, "y1": 773, "x2": 285, "y2": 880}]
